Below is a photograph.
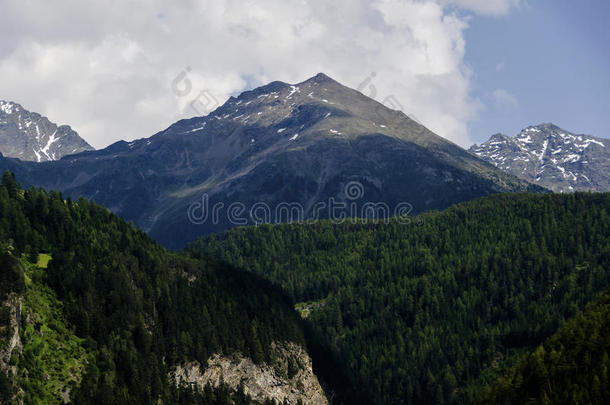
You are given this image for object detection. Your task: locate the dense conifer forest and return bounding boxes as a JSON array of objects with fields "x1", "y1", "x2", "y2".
[
  {"x1": 479, "y1": 285, "x2": 610, "y2": 404},
  {"x1": 2, "y1": 166, "x2": 609, "y2": 404},
  {"x1": 0, "y1": 171, "x2": 305, "y2": 404},
  {"x1": 189, "y1": 192, "x2": 610, "y2": 404}
]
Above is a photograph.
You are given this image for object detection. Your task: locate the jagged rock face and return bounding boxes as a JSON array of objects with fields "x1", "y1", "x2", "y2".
[
  {"x1": 0, "y1": 296, "x2": 22, "y2": 370},
  {"x1": 173, "y1": 342, "x2": 328, "y2": 405},
  {"x1": 470, "y1": 124, "x2": 609, "y2": 192},
  {"x1": 0, "y1": 100, "x2": 93, "y2": 161},
  {"x1": 0, "y1": 74, "x2": 539, "y2": 249},
  {"x1": 0, "y1": 295, "x2": 23, "y2": 404}
]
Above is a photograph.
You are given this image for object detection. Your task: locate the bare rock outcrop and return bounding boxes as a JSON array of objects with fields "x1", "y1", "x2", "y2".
[
  {"x1": 173, "y1": 341, "x2": 328, "y2": 404},
  {"x1": 0, "y1": 296, "x2": 22, "y2": 370}
]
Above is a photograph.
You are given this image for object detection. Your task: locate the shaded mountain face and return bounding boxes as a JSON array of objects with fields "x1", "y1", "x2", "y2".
[
  {"x1": 0, "y1": 74, "x2": 539, "y2": 249},
  {"x1": 0, "y1": 100, "x2": 94, "y2": 161},
  {"x1": 470, "y1": 124, "x2": 609, "y2": 192}
]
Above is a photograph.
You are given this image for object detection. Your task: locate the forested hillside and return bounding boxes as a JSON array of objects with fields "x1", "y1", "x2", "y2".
[
  {"x1": 2, "y1": 167, "x2": 608, "y2": 404},
  {"x1": 189, "y1": 192, "x2": 610, "y2": 404},
  {"x1": 0, "y1": 171, "x2": 307, "y2": 404},
  {"x1": 479, "y1": 285, "x2": 610, "y2": 405}
]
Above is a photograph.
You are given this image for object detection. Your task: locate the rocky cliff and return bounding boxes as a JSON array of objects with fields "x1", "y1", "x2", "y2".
[
  {"x1": 173, "y1": 341, "x2": 328, "y2": 405},
  {"x1": 0, "y1": 295, "x2": 23, "y2": 404}
]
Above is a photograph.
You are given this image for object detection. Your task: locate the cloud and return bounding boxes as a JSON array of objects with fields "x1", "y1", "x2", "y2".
[
  {"x1": 0, "y1": 0, "x2": 513, "y2": 148},
  {"x1": 492, "y1": 88, "x2": 519, "y2": 110}
]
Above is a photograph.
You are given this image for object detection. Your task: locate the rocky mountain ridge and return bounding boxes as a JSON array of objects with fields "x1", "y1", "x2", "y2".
[
  {"x1": 470, "y1": 123, "x2": 609, "y2": 192},
  {"x1": 0, "y1": 100, "x2": 93, "y2": 162}
]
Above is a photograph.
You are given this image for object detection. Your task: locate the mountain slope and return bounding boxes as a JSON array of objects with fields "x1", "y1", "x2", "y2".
[
  {"x1": 470, "y1": 124, "x2": 609, "y2": 192},
  {"x1": 0, "y1": 172, "x2": 326, "y2": 404},
  {"x1": 0, "y1": 74, "x2": 540, "y2": 249},
  {"x1": 0, "y1": 100, "x2": 94, "y2": 162},
  {"x1": 188, "y1": 192, "x2": 610, "y2": 404}
]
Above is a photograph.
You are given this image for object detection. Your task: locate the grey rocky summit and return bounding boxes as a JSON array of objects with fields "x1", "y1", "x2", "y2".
[
  {"x1": 0, "y1": 100, "x2": 93, "y2": 161},
  {"x1": 470, "y1": 123, "x2": 609, "y2": 192}
]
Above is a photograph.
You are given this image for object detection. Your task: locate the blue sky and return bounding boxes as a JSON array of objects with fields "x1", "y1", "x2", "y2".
[{"x1": 465, "y1": 0, "x2": 610, "y2": 144}]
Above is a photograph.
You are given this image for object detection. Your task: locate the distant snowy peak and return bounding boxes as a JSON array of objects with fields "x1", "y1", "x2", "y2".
[
  {"x1": 470, "y1": 124, "x2": 610, "y2": 192},
  {"x1": 0, "y1": 100, "x2": 94, "y2": 162}
]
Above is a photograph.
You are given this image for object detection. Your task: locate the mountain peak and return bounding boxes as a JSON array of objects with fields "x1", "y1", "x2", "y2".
[
  {"x1": 0, "y1": 100, "x2": 94, "y2": 161},
  {"x1": 0, "y1": 100, "x2": 22, "y2": 115},
  {"x1": 529, "y1": 122, "x2": 557, "y2": 129},
  {"x1": 302, "y1": 72, "x2": 335, "y2": 85},
  {"x1": 233, "y1": 73, "x2": 337, "y2": 103},
  {"x1": 160, "y1": 71, "x2": 448, "y2": 152},
  {"x1": 489, "y1": 133, "x2": 510, "y2": 141},
  {"x1": 471, "y1": 124, "x2": 609, "y2": 192},
  {"x1": 520, "y1": 123, "x2": 562, "y2": 134}
]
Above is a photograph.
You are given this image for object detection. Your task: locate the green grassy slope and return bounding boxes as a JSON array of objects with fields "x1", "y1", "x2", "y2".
[{"x1": 17, "y1": 255, "x2": 92, "y2": 404}]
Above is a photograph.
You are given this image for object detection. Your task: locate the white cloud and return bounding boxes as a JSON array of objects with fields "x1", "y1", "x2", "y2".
[
  {"x1": 0, "y1": 0, "x2": 514, "y2": 148},
  {"x1": 492, "y1": 88, "x2": 519, "y2": 110}
]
